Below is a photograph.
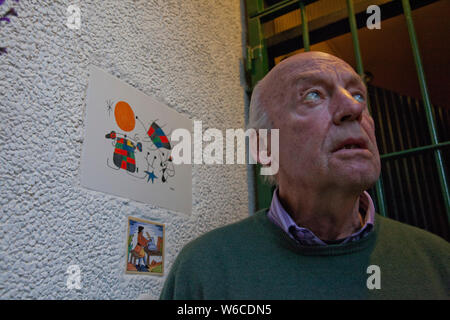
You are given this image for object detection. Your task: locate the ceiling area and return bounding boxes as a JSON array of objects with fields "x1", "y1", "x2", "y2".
[
  {"x1": 271, "y1": 0, "x2": 450, "y2": 109},
  {"x1": 325, "y1": 0, "x2": 449, "y2": 109}
]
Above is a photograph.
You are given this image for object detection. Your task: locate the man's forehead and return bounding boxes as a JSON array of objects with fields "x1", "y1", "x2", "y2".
[
  {"x1": 280, "y1": 51, "x2": 351, "y2": 69},
  {"x1": 293, "y1": 69, "x2": 364, "y2": 88},
  {"x1": 278, "y1": 54, "x2": 360, "y2": 83},
  {"x1": 280, "y1": 56, "x2": 359, "y2": 80}
]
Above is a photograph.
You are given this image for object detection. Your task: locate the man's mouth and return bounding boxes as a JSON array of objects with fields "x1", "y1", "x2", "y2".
[
  {"x1": 342, "y1": 144, "x2": 360, "y2": 149},
  {"x1": 333, "y1": 139, "x2": 368, "y2": 152}
]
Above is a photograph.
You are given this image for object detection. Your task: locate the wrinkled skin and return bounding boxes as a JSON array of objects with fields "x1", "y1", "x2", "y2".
[{"x1": 259, "y1": 52, "x2": 381, "y2": 240}]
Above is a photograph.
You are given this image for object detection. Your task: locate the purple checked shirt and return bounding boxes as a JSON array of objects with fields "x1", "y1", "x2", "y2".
[{"x1": 267, "y1": 188, "x2": 375, "y2": 246}]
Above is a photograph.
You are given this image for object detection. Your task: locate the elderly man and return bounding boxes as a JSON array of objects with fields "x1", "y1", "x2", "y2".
[{"x1": 160, "y1": 52, "x2": 449, "y2": 299}]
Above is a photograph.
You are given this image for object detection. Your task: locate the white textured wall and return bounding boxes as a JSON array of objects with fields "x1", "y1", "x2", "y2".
[{"x1": 0, "y1": 0, "x2": 249, "y2": 299}]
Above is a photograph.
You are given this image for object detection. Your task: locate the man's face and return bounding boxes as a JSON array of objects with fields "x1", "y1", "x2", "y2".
[{"x1": 265, "y1": 52, "x2": 380, "y2": 194}]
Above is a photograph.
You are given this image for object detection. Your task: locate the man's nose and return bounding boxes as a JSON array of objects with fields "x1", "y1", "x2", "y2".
[{"x1": 332, "y1": 88, "x2": 364, "y2": 125}]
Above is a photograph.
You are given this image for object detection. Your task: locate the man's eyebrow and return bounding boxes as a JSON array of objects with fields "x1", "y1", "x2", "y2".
[
  {"x1": 345, "y1": 73, "x2": 366, "y2": 89},
  {"x1": 293, "y1": 71, "x2": 365, "y2": 90}
]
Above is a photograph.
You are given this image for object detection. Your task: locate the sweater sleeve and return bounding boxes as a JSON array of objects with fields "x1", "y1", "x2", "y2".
[{"x1": 159, "y1": 242, "x2": 205, "y2": 300}]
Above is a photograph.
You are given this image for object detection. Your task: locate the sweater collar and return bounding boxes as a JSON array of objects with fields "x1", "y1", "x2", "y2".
[
  {"x1": 267, "y1": 188, "x2": 375, "y2": 246},
  {"x1": 256, "y1": 209, "x2": 379, "y2": 256}
]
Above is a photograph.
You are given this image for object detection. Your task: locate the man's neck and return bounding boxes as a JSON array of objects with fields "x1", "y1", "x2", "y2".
[{"x1": 278, "y1": 185, "x2": 363, "y2": 241}]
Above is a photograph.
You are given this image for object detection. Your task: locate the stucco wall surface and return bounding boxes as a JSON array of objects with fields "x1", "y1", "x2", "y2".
[{"x1": 0, "y1": 0, "x2": 248, "y2": 299}]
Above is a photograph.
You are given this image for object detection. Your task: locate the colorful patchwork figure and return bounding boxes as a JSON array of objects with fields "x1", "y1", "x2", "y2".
[
  {"x1": 106, "y1": 131, "x2": 142, "y2": 173},
  {"x1": 146, "y1": 121, "x2": 171, "y2": 150}
]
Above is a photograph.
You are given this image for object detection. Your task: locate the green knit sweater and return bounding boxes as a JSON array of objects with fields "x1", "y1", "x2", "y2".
[{"x1": 160, "y1": 210, "x2": 449, "y2": 300}]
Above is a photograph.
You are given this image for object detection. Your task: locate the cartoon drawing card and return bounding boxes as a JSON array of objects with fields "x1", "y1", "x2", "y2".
[
  {"x1": 81, "y1": 66, "x2": 192, "y2": 214},
  {"x1": 126, "y1": 217, "x2": 164, "y2": 275}
]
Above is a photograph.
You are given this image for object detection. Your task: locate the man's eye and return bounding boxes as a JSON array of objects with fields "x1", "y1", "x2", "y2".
[
  {"x1": 304, "y1": 91, "x2": 320, "y2": 101},
  {"x1": 353, "y1": 94, "x2": 365, "y2": 103}
]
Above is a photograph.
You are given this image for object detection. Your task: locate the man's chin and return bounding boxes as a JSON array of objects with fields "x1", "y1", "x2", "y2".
[{"x1": 331, "y1": 168, "x2": 380, "y2": 192}]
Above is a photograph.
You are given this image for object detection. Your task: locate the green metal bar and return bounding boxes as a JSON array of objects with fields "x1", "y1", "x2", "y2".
[
  {"x1": 249, "y1": 0, "x2": 297, "y2": 18},
  {"x1": 346, "y1": 0, "x2": 364, "y2": 77},
  {"x1": 401, "y1": 0, "x2": 450, "y2": 221},
  {"x1": 381, "y1": 142, "x2": 450, "y2": 160},
  {"x1": 249, "y1": 0, "x2": 299, "y2": 18},
  {"x1": 299, "y1": 1, "x2": 310, "y2": 51},
  {"x1": 401, "y1": 0, "x2": 439, "y2": 144},
  {"x1": 245, "y1": 0, "x2": 264, "y2": 17},
  {"x1": 247, "y1": 17, "x2": 270, "y2": 90},
  {"x1": 246, "y1": 15, "x2": 273, "y2": 211},
  {"x1": 249, "y1": 0, "x2": 316, "y2": 19},
  {"x1": 346, "y1": 0, "x2": 387, "y2": 217}
]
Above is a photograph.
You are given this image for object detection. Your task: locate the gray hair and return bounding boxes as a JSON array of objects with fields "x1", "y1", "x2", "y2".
[{"x1": 247, "y1": 79, "x2": 277, "y2": 186}]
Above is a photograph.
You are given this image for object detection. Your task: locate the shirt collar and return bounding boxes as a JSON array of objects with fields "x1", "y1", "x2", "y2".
[{"x1": 267, "y1": 188, "x2": 375, "y2": 246}]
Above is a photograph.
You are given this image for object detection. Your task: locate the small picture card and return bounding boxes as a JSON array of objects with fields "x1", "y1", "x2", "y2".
[{"x1": 126, "y1": 216, "x2": 165, "y2": 276}]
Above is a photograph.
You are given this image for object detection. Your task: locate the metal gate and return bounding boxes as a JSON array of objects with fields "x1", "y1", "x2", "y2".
[{"x1": 244, "y1": 0, "x2": 449, "y2": 240}]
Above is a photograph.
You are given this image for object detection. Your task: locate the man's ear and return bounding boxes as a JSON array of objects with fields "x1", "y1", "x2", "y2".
[{"x1": 249, "y1": 129, "x2": 271, "y2": 166}]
